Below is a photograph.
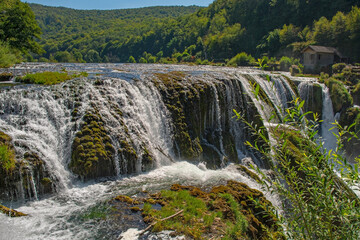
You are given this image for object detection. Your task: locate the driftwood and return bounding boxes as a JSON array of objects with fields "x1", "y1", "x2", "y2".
[
  {"x1": 155, "y1": 145, "x2": 175, "y2": 163},
  {"x1": 139, "y1": 209, "x2": 184, "y2": 236}
]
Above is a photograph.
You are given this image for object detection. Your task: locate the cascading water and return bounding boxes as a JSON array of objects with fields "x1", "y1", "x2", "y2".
[
  {"x1": 0, "y1": 63, "x2": 338, "y2": 239},
  {"x1": 321, "y1": 85, "x2": 338, "y2": 151}
]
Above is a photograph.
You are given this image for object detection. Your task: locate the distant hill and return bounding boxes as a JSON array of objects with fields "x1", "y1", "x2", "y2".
[
  {"x1": 29, "y1": 4, "x2": 202, "y2": 62},
  {"x1": 30, "y1": 0, "x2": 360, "y2": 63}
]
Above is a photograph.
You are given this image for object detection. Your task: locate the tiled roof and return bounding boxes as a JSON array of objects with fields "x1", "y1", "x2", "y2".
[{"x1": 302, "y1": 45, "x2": 343, "y2": 57}]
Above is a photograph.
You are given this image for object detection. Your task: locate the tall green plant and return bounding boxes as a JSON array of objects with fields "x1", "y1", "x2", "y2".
[{"x1": 234, "y1": 96, "x2": 360, "y2": 239}]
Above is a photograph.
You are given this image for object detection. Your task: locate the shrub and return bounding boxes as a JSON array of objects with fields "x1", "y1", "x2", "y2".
[
  {"x1": 332, "y1": 63, "x2": 347, "y2": 74},
  {"x1": 235, "y1": 98, "x2": 360, "y2": 240},
  {"x1": 325, "y1": 78, "x2": 353, "y2": 112},
  {"x1": 139, "y1": 57, "x2": 147, "y2": 63},
  {"x1": 128, "y1": 56, "x2": 136, "y2": 63},
  {"x1": 227, "y1": 52, "x2": 255, "y2": 66},
  {"x1": 279, "y1": 56, "x2": 292, "y2": 71},
  {"x1": 0, "y1": 41, "x2": 20, "y2": 68}
]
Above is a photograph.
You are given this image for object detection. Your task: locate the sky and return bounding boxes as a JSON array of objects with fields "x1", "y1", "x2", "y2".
[{"x1": 22, "y1": 0, "x2": 214, "y2": 10}]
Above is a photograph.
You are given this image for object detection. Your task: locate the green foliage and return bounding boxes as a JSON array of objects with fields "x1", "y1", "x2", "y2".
[
  {"x1": 15, "y1": 71, "x2": 87, "y2": 85},
  {"x1": 235, "y1": 98, "x2": 360, "y2": 239},
  {"x1": 325, "y1": 78, "x2": 353, "y2": 112},
  {"x1": 54, "y1": 51, "x2": 74, "y2": 62},
  {"x1": 0, "y1": 41, "x2": 21, "y2": 67},
  {"x1": 279, "y1": 56, "x2": 292, "y2": 71},
  {"x1": 256, "y1": 57, "x2": 269, "y2": 70},
  {"x1": 128, "y1": 56, "x2": 136, "y2": 63},
  {"x1": 332, "y1": 63, "x2": 347, "y2": 74},
  {"x1": 26, "y1": 0, "x2": 360, "y2": 63},
  {"x1": 0, "y1": 144, "x2": 16, "y2": 173},
  {"x1": 227, "y1": 52, "x2": 254, "y2": 66},
  {"x1": 0, "y1": 0, "x2": 43, "y2": 54}
]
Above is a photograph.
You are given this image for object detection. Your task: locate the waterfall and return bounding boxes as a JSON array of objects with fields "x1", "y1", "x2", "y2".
[
  {"x1": 1, "y1": 63, "x2": 351, "y2": 240},
  {"x1": 321, "y1": 85, "x2": 338, "y2": 151}
]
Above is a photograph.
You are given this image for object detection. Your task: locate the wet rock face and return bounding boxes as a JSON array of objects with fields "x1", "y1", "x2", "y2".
[
  {"x1": 0, "y1": 131, "x2": 55, "y2": 201},
  {"x1": 152, "y1": 71, "x2": 261, "y2": 166},
  {"x1": 299, "y1": 82, "x2": 323, "y2": 120}
]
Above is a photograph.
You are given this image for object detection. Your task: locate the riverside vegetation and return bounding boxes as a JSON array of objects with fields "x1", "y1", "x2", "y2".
[
  {"x1": 2, "y1": 0, "x2": 360, "y2": 67},
  {"x1": 234, "y1": 90, "x2": 360, "y2": 239},
  {"x1": 24, "y1": 0, "x2": 360, "y2": 65}
]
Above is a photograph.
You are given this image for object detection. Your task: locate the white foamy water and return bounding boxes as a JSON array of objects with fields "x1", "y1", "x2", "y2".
[{"x1": 0, "y1": 161, "x2": 279, "y2": 240}]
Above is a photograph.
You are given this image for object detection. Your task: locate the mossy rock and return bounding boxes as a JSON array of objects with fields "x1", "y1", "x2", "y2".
[
  {"x1": 325, "y1": 78, "x2": 353, "y2": 113},
  {"x1": 70, "y1": 110, "x2": 116, "y2": 180},
  {"x1": 113, "y1": 195, "x2": 140, "y2": 205},
  {"x1": 140, "y1": 181, "x2": 283, "y2": 240},
  {"x1": 0, "y1": 204, "x2": 27, "y2": 217},
  {"x1": 301, "y1": 83, "x2": 323, "y2": 120},
  {"x1": 152, "y1": 72, "x2": 203, "y2": 159},
  {"x1": 236, "y1": 164, "x2": 261, "y2": 183},
  {"x1": 0, "y1": 131, "x2": 54, "y2": 201},
  {"x1": 0, "y1": 131, "x2": 16, "y2": 174}
]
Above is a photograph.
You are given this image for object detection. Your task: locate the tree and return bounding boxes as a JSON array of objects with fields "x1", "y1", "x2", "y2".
[
  {"x1": 84, "y1": 49, "x2": 101, "y2": 63},
  {"x1": 128, "y1": 56, "x2": 136, "y2": 63},
  {"x1": 54, "y1": 51, "x2": 73, "y2": 62},
  {"x1": 0, "y1": 0, "x2": 43, "y2": 54}
]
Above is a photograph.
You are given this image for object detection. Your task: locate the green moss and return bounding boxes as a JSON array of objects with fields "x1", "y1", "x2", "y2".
[
  {"x1": 15, "y1": 71, "x2": 88, "y2": 85},
  {"x1": 80, "y1": 204, "x2": 109, "y2": 220},
  {"x1": 0, "y1": 204, "x2": 28, "y2": 217},
  {"x1": 325, "y1": 78, "x2": 353, "y2": 113},
  {"x1": 236, "y1": 165, "x2": 261, "y2": 183},
  {"x1": 113, "y1": 195, "x2": 140, "y2": 205},
  {"x1": 153, "y1": 72, "x2": 203, "y2": 159},
  {"x1": 0, "y1": 132, "x2": 16, "y2": 173},
  {"x1": 352, "y1": 82, "x2": 360, "y2": 105},
  {"x1": 70, "y1": 110, "x2": 115, "y2": 179},
  {"x1": 141, "y1": 181, "x2": 283, "y2": 239},
  {"x1": 40, "y1": 177, "x2": 52, "y2": 185},
  {"x1": 339, "y1": 107, "x2": 360, "y2": 130}
]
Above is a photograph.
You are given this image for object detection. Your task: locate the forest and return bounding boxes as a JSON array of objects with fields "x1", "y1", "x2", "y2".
[
  {"x1": 26, "y1": 0, "x2": 360, "y2": 64},
  {"x1": 1, "y1": 0, "x2": 360, "y2": 65}
]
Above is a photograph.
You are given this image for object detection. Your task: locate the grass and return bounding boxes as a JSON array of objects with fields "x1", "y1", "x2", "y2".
[
  {"x1": 220, "y1": 193, "x2": 248, "y2": 239},
  {"x1": 15, "y1": 71, "x2": 88, "y2": 85},
  {"x1": 143, "y1": 190, "x2": 208, "y2": 239}
]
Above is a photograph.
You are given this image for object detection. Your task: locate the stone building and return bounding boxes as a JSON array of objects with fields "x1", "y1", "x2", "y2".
[{"x1": 302, "y1": 45, "x2": 344, "y2": 73}]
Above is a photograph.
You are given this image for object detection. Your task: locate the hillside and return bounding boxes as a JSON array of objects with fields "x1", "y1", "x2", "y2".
[
  {"x1": 30, "y1": 4, "x2": 201, "y2": 62},
  {"x1": 30, "y1": 0, "x2": 360, "y2": 63}
]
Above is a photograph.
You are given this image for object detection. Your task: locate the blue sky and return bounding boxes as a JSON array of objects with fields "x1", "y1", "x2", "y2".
[{"x1": 22, "y1": 0, "x2": 214, "y2": 10}]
